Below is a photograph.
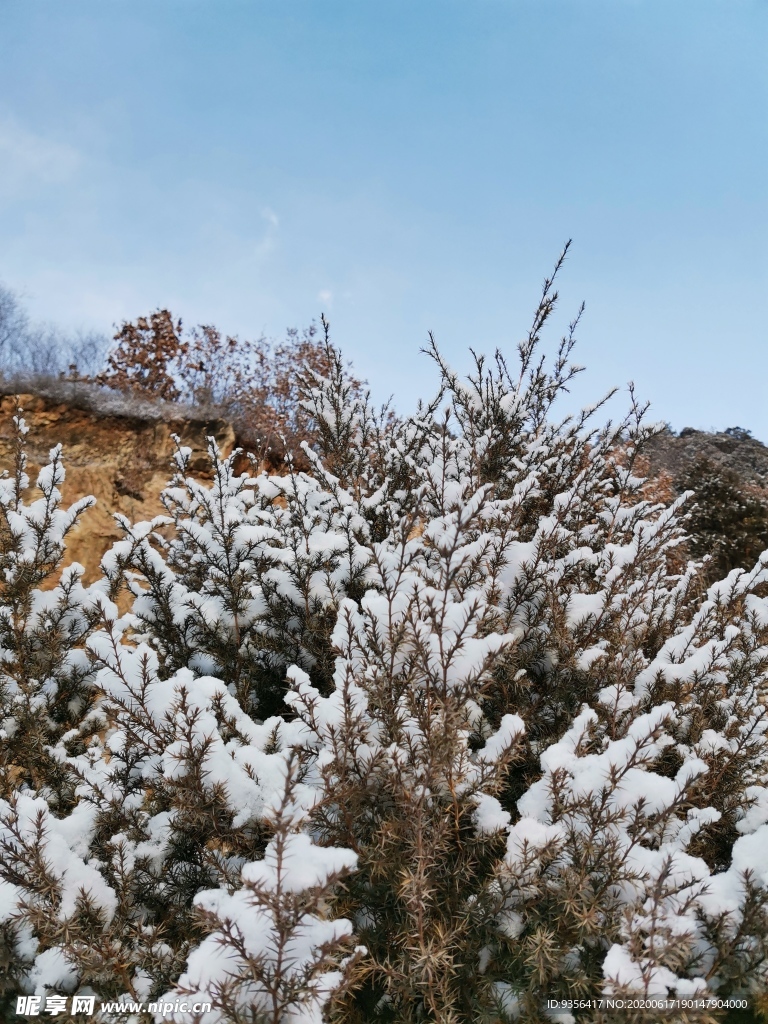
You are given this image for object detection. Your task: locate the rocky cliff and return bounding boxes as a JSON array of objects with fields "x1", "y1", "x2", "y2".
[
  {"x1": 644, "y1": 427, "x2": 768, "y2": 487},
  {"x1": 0, "y1": 392, "x2": 235, "y2": 584}
]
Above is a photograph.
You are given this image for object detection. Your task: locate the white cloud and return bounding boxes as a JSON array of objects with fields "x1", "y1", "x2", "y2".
[
  {"x1": 0, "y1": 118, "x2": 80, "y2": 199},
  {"x1": 261, "y1": 207, "x2": 279, "y2": 229},
  {"x1": 317, "y1": 289, "x2": 333, "y2": 308},
  {"x1": 248, "y1": 206, "x2": 279, "y2": 260}
]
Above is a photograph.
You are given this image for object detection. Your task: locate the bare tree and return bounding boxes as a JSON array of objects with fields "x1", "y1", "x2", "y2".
[
  {"x1": 0, "y1": 283, "x2": 29, "y2": 371},
  {"x1": 0, "y1": 283, "x2": 109, "y2": 379}
]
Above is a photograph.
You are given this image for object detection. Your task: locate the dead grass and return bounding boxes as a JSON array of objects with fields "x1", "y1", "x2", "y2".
[{"x1": 0, "y1": 372, "x2": 225, "y2": 425}]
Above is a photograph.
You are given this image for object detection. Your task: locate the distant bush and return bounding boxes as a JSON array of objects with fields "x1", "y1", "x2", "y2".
[
  {"x1": 97, "y1": 309, "x2": 365, "y2": 468},
  {"x1": 679, "y1": 458, "x2": 768, "y2": 581},
  {"x1": 96, "y1": 308, "x2": 187, "y2": 402},
  {"x1": 725, "y1": 426, "x2": 753, "y2": 441}
]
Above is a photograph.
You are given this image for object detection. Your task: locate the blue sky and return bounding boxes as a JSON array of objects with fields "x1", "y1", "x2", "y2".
[{"x1": 1, "y1": 1, "x2": 766, "y2": 433}]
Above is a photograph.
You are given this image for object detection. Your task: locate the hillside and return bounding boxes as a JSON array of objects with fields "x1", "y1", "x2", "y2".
[
  {"x1": 644, "y1": 425, "x2": 768, "y2": 582},
  {"x1": 645, "y1": 426, "x2": 768, "y2": 486}
]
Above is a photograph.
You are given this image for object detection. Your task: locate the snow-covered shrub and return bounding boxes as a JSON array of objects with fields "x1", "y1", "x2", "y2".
[
  {"x1": 0, "y1": 408, "x2": 365, "y2": 1015},
  {"x1": 2, "y1": 248, "x2": 768, "y2": 1022},
  {"x1": 0, "y1": 407, "x2": 104, "y2": 1009},
  {"x1": 1, "y1": 607, "x2": 358, "y2": 1016},
  {"x1": 100, "y1": 364, "x2": 374, "y2": 718},
  {"x1": 262, "y1": 252, "x2": 768, "y2": 1021},
  {"x1": 0, "y1": 407, "x2": 101, "y2": 810},
  {"x1": 170, "y1": 751, "x2": 362, "y2": 1024}
]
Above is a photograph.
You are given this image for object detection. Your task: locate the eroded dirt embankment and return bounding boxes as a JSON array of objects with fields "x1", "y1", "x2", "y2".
[{"x1": 0, "y1": 393, "x2": 235, "y2": 584}]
